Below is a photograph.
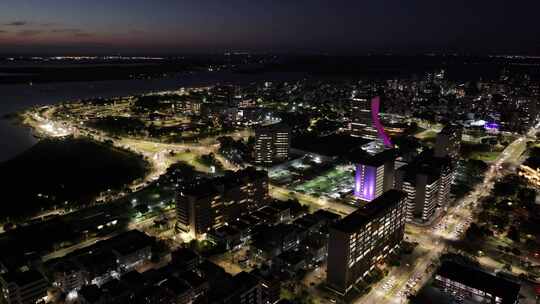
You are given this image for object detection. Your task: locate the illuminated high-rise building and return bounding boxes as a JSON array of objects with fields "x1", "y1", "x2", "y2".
[
  {"x1": 176, "y1": 167, "x2": 268, "y2": 237},
  {"x1": 327, "y1": 190, "x2": 407, "y2": 295},
  {"x1": 350, "y1": 142, "x2": 396, "y2": 202},
  {"x1": 350, "y1": 96, "x2": 375, "y2": 139},
  {"x1": 517, "y1": 95, "x2": 539, "y2": 128},
  {"x1": 434, "y1": 125, "x2": 462, "y2": 161},
  {"x1": 395, "y1": 154, "x2": 454, "y2": 222},
  {"x1": 349, "y1": 85, "x2": 378, "y2": 139},
  {"x1": 254, "y1": 123, "x2": 290, "y2": 165}
]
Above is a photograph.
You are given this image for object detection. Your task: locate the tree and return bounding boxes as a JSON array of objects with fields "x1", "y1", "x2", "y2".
[
  {"x1": 393, "y1": 136, "x2": 421, "y2": 155},
  {"x1": 464, "y1": 159, "x2": 488, "y2": 184},
  {"x1": 199, "y1": 153, "x2": 222, "y2": 169},
  {"x1": 135, "y1": 204, "x2": 150, "y2": 215},
  {"x1": 151, "y1": 239, "x2": 170, "y2": 262},
  {"x1": 517, "y1": 188, "x2": 536, "y2": 208},
  {"x1": 491, "y1": 215, "x2": 509, "y2": 232},
  {"x1": 465, "y1": 223, "x2": 492, "y2": 242},
  {"x1": 3, "y1": 222, "x2": 15, "y2": 232},
  {"x1": 507, "y1": 226, "x2": 520, "y2": 242}
]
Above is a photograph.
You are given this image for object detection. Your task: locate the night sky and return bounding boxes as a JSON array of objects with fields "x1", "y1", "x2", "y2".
[{"x1": 1, "y1": 0, "x2": 540, "y2": 55}]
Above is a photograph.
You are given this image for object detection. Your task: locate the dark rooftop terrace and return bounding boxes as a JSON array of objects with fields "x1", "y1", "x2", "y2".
[
  {"x1": 436, "y1": 261, "x2": 520, "y2": 304},
  {"x1": 333, "y1": 190, "x2": 406, "y2": 232}
]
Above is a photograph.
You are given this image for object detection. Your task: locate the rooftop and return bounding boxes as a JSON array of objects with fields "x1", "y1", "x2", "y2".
[
  {"x1": 436, "y1": 261, "x2": 520, "y2": 304},
  {"x1": 101, "y1": 279, "x2": 128, "y2": 297},
  {"x1": 2, "y1": 269, "x2": 47, "y2": 287},
  {"x1": 293, "y1": 134, "x2": 369, "y2": 157},
  {"x1": 179, "y1": 270, "x2": 207, "y2": 289},
  {"x1": 180, "y1": 167, "x2": 267, "y2": 198},
  {"x1": 293, "y1": 214, "x2": 319, "y2": 230},
  {"x1": 348, "y1": 147, "x2": 398, "y2": 166},
  {"x1": 312, "y1": 209, "x2": 341, "y2": 222},
  {"x1": 171, "y1": 248, "x2": 199, "y2": 265},
  {"x1": 276, "y1": 249, "x2": 307, "y2": 266},
  {"x1": 230, "y1": 219, "x2": 251, "y2": 232},
  {"x1": 160, "y1": 276, "x2": 192, "y2": 296},
  {"x1": 213, "y1": 225, "x2": 241, "y2": 237},
  {"x1": 180, "y1": 179, "x2": 220, "y2": 198},
  {"x1": 333, "y1": 190, "x2": 406, "y2": 232},
  {"x1": 231, "y1": 271, "x2": 260, "y2": 293},
  {"x1": 399, "y1": 162, "x2": 442, "y2": 185},
  {"x1": 52, "y1": 230, "x2": 154, "y2": 274},
  {"x1": 78, "y1": 284, "x2": 103, "y2": 303},
  {"x1": 76, "y1": 250, "x2": 117, "y2": 274},
  {"x1": 256, "y1": 122, "x2": 290, "y2": 132},
  {"x1": 398, "y1": 152, "x2": 452, "y2": 184},
  {"x1": 107, "y1": 230, "x2": 155, "y2": 256},
  {"x1": 120, "y1": 271, "x2": 145, "y2": 288}
]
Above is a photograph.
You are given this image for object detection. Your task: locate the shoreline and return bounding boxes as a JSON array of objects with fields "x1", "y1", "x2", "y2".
[{"x1": 0, "y1": 70, "x2": 307, "y2": 162}]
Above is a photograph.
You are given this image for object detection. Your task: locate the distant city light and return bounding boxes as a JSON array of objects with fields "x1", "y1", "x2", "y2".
[{"x1": 484, "y1": 122, "x2": 500, "y2": 130}]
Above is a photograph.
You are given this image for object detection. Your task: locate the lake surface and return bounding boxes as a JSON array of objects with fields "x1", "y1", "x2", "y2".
[{"x1": 0, "y1": 70, "x2": 306, "y2": 162}]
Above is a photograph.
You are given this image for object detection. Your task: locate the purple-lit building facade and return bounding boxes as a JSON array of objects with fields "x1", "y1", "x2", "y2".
[{"x1": 352, "y1": 146, "x2": 396, "y2": 202}]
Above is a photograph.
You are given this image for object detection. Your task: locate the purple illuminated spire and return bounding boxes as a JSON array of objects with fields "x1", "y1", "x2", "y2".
[{"x1": 371, "y1": 96, "x2": 393, "y2": 148}]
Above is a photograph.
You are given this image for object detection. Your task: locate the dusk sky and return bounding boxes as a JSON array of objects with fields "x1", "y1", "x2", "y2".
[{"x1": 1, "y1": 0, "x2": 540, "y2": 55}]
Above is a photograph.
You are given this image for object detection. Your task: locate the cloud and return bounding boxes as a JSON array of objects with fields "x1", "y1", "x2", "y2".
[
  {"x1": 4, "y1": 21, "x2": 28, "y2": 26},
  {"x1": 17, "y1": 30, "x2": 43, "y2": 37},
  {"x1": 74, "y1": 32, "x2": 94, "y2": 38},
  {"x1": 51, "y1": 28, "x2": 83, "y2": 34},
  {"x1": 50, "y1": 28, "x2": 94, "y2": 37}
]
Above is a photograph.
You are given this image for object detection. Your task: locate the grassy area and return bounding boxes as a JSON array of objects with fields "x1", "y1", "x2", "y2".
[
  {"x1": 170, "y1": 151, "x2": 212, "y2": 173},
  {"x1": 0, "y1": 138, "x2": 148, "y2": 221},
  {"x1": 414, "y1": 129, "x2": 438, "y2": 140},
  {"x1": 468, "y1": 151, "x2": 500, "y2": 162},
  {"x1": 120, "y1": 139, "x2": 165, "y2": 153},
  {"x1": 461, "y1": 142, "x2": 504, "y2": 161}
]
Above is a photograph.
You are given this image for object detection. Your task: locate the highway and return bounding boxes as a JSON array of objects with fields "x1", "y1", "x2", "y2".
[
  {"x1": 269, "y1": 184, "x2": 356, "y2": 216},
  {"x1": 43, "y1": 208, "x2": 176, "y2": 262}
]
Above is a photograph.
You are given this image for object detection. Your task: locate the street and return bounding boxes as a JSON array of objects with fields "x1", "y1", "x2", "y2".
[{"x1": 354, "y1": 126, "x2": 535, "y2": 304}]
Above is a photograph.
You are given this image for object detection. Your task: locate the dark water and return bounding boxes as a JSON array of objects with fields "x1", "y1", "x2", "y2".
[{"x1": 0, "y1": 70, "x2": 306, "y2": 162}]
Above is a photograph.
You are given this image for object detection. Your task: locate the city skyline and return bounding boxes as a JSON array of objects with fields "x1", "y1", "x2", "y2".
[
  {"x1": 1, "y1": 0, "x2": 540, "y2": 54},
  {"x1": 1, "y1": 3, "x2": 540, "y2": 304}
]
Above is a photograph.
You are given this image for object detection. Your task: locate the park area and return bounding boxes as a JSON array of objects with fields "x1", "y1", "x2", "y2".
[{"x1": 294, "y1": 165, "x2": 354, "y2": 200}]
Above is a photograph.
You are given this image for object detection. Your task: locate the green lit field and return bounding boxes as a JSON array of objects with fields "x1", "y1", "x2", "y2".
[
  {"x1": 414, "y1": 129, "x2": 438, "y2": 140},
  {"x1": 170, "y1": 151, "x2": 212, "y2": 173},
  {"x1": 294, "y1": 165, "x2": 354, "y2": 199},
  {"x1": 468, "y1": 151, "x2": 500, "y2": 162}
]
